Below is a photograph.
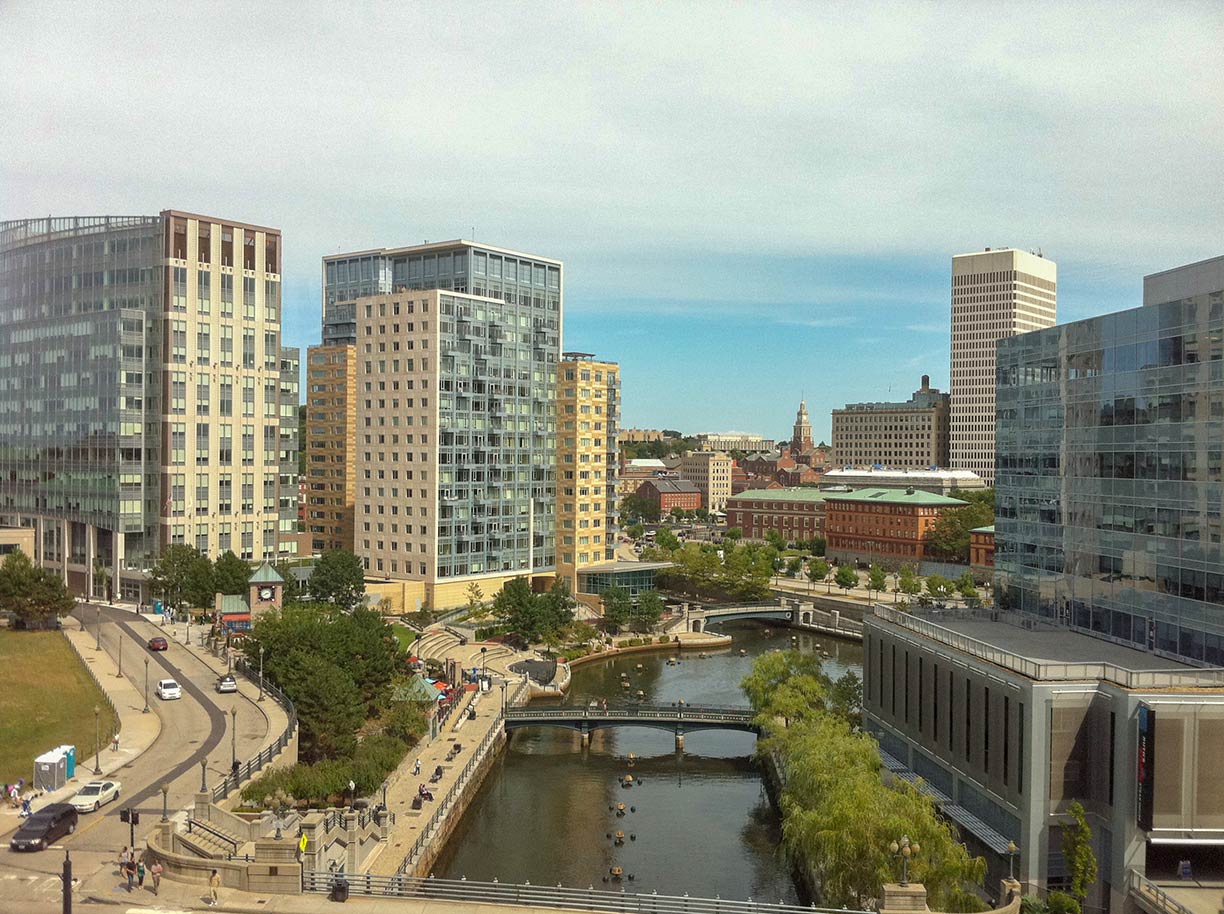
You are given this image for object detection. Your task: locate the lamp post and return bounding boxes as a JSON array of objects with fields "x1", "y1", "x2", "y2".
[
  {"x1": 257, "y1": 644, "x2": 265, "y2": 702},
  {"x1": 481, "y1": 646, "x2": 487, "y2": 680},
  {"x1": 230, "y1": 707, "x2": 238, "y2": 770},
  {"x1": 892, "y1": 572, "x2": 899, "y2": 604},
  {"x1": 95, "y1": 604, "x2": 101, "y2": 650},
  {"x1": 116, "y1": 634, "x2": 123, "y2": 678},
  {"x1": 200, "y1": 758, "x2": 208, "y2": 792},
  {"x1": 185, "y1": 612, "x2": 191, "y2": 646},
  {"x1": 143, "y1": 657, "x2": 150, "y2": 713},
  {"x1": 160, "y1": 782, "x2": 170, "y2": 822},
  {"x1": 1007, "y1": 840, "x2": 1019, "y2": 881},
  {"x1": 501, "y1": 680, "x2": 508, "y2": 713},
  {"x1": 889, "y1": 835, "x2": 920, "y2": 887},
  {"x1": 93, "y1": 704, "x2": 102, "y2": 775}
]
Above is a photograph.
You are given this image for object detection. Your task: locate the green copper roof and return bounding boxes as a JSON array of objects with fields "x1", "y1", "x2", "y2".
[
  {"x1": 249, "y1": 562, "x2": 284, "y2": 584},
  {"x1": 825, "y1": 487, "x2": 967, "y2": 507},
  {"x1": 971, "y1": 525, "x2": 995, "y2": 533},
  {"x1": 729, "y1": 488, "x2": 831, "y2": 503}
]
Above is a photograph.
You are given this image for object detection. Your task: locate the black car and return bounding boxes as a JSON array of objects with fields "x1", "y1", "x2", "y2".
[{"x1": 9, "y1": 803, "x2": 78, "y2": 851}]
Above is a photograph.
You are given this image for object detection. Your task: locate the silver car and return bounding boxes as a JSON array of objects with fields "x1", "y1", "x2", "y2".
[{"x1": 216, "y1": 674, "x2": 238, "y2": 693}]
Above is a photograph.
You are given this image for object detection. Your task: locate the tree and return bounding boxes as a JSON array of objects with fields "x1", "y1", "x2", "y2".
[
  {"x1": 626, "y1": 523, "x2": 645, "y2": 540},
  {"x1": 807, "y1": 558, "x2": 830, "y2": 594},
  {"x1": 898, "y1": 564, "x2": 922, "y2": 600},
  {"x1": 655, "y1": 527, "x2": 681, "y2": 552},
  {"x1": 1061, "y1": 801, "x2": 1098, "y2": 903},
  {"x1": 924, "y1": 497, "x2": 994, "y2": 563},
  {"x1": 630, "y1": 589, "x2": 665, "y2": 632},
  {"x1": 278, "y1": 650, "x2": 364, "y2": 760},
  {"x1": 694, "y1": 507, "x2": 710, "y2": 522},
  {"x1": 828, "y1": 670, "x2": 863, "y2": 726},
  {"x1": 274, "y1": 562, "x2": 302, "y2": 606},
  {"x1": 742, "y1": 650, "x2": 828, "y2": 726},
  {"x1": 184, "y1": 553, "x2": 217, "y2": 609},
  {"x1": 0, "y1": 550, "x2": 75, "y2": 628},
  {"x1": 867, "y1": 564, "x2": 887, "y2": 599},
  {"x1": 493, "y1": 576, "x2": 545, "y2": 640},
  {"x1": 147, "y1": 544, "x2": 207, "y2": 615},
  {"x1": 619, "y1": 493, "x2": 660, "y2": 524},
  {"x1": 600, "y1": 586, "x2": 632, "y2": 632},
  {"x1": 309, "y1": 549, "x2": 367, "y2": 611},
  {"x1": 956, "y1": 572, "x2": 981, "y2": 608},
  {"x1": 465, "y1": 582, "x2": 485, "y2": 617},
  {"x1": 809, "y1": 535, "x2": 826, "y2": 557},
  {"x1": 213, "y1": 550, "x2": 252, "y2": 595},
  {"x1": 765, "y1": 530, "x2": 788, "y2": 552},
  {"x1": 786, "y1": 556, "x2": 803, "y2": 578},
  {"x1": 723, "y1": 527, "x2": 743, "y2": 544},
  {"x1": 925, "y1": 574, "x2": 955, "y2": 604},
  {"x1": 540, "y1": 578, "x2": 577, "y2": 634},
  {"x1": 92, "y1": 558, "x2": 112, "y2": 603},
  {"x1": 834, "y1": 564, "x2": 859, "y2": 595}
]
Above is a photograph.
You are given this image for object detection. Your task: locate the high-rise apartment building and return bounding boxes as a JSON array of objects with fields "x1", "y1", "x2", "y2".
[
  {"x1": 304, "y1": 344, "x2": 357, "y2": 555},
  {"x1": 678, "y1": 450, "x2": 732, "y2": 512},
  {"x1": 949, "y1": 249, "x2": 1056, "y2": 484},
  {"x1": 556, "y1": 352, "x2": 619, "y2": 593},
  {"x1": 832, "y1": 375, "x2": 950, "y2": 468},
  {"x1": 278, "y1": 347, "x2": 300, "y2": 559},
  {"x1": 0, "y1": 213, "x2": 295, "y2": 601},
  {"x1": 338, "y1": 241, "x2": 561, "y2": 610}
]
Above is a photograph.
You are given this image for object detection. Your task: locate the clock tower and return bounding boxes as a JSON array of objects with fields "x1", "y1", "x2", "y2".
[
  {"x1": 791, "y1": 400, "x2": 814, "y2": 454},
  {"x1": 247, "y1": 562, "x2": 285, "y2": 618}
]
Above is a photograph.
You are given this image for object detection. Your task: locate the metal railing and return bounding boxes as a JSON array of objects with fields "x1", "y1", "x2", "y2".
[
  {"x1": 504, "y1": 705, "x2": 756, "y2": 725},
  {"x1": 394, "y1": 677, "x2": 531, "y2": 876},
  {"x1": 211, "y1": 657, "x2": 298, "y2": 803},
  {"x1": 304, "y1": 871, "x2": 859, "y2": 914},
  {"x1": 186, "y1": 817, "x2": 241, "y2": 853},
  {"x1": 1127, "y1": 869, "x2": 1195, "y2": 914},
  {"x1": 871, "y1": 605, "x2": 1224, "y2": 689},
  {"x1": 61, "y1": 626, "x2": 122, "y2": 743}
]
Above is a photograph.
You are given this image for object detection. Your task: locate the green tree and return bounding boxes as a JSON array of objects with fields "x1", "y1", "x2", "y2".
[
  {"x1": 183, "y1": 553, "x2": 217, "y2": 609},
  {"x1": 867, "y1": 564, "x2": 887, "y2": 599},
  {"x1": 1061, "y1": 801, "x2": 1098, "y2": 903},
  {"x1": 626, "y1": 522, "x2": 645, "y2": 540},
  {"x1": 619, "y1": 493, "x2": 659, "y2": 524},
  {"x1": 493, "y1": 576, "x2": 544, "y2": 640},
  {"x1": 828, "y1": 670, "x2": 863, "y2": 726},
  {"x1": 723, "y1": 527, "x2": 743, "y2": 544},
  {"x1": 630, "y1": 589, "x2": 665, "y2": 632},
  {"x1": 0, "y1": 549, "x2": 75, "y2": 628},
  {"x1": 786, "y1": 556, "x2": 803, "y2": 578},
  {"x1": 655, "y1": 527, "x2": 681, "y2": 552},
  {"x1": 213, "y1": 550, "x2": 252, "y2": 595},
  {"x1": 834, "y1": 564, "x2": 859, "y2": 594},
  {"x1": 465, "y1": 582, "x2": 485, "y2": 617},
  {"x1": 600, "y1": 586, "x2": 632, "y2": 632},
  {"x1": 1046, "y1": 893, "x2": 1081, "y2": 914},
  {"x1": 956, "y1": 572, "x2": 981, "y2": 608},
  {"x1": 807, "y1": 558, "x2": 830, "y2": 594},
  {"x1": 809, "y1": 535, "x2": 826, "y2": 557},
  {"x1": 323, "y1": 606, "x2": 400, "y2": 711},
  {"x1": 147, "y1": 544, "x2": 207, "y2": 615},
  {"x1": 925, "y1": 574, "x2": 955, "y2": 603},
  {"x1": 273, "y1": 562, "x2": 301, "y2": 606},
  {"x1": 898, "y1": 564, "x2": 922, "y2": 599},
  {"x1": 765, "y1": 530, "x2": 788, "y2": 552},
  {"x1": 540, "y1": 578, "x2": 577, "y2": 634},
  {"x1": 742, "y1": 649, "x2": 828, "y2": 726},
  {"x1": 694, "y1": 507, "x2": 710, "y2": 522},
  {"x1": 309, "y1": 549, "x2": 367, "y2": 611},
  {"x1": 924, "y1": 495, "x2": 994, "y2": 563},
  {"x1": 92, "y1": 558, "x2": 112, "y2": 603},
  {"x1": 279, "y1": 650, "x2": 365, "y2": 760}
]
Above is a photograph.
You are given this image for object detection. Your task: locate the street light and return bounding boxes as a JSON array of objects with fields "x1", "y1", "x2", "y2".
[
  {"x1": 143, "y1": 657, "x2": 150, "y2": 713},
  {"x1": 230, "y1": 707, "x2": 238, "y2": 771},
  {"x1": 200, "y1": 758, "x2": 208, "y2": 792},
  {"x1": 95, "y1": 605, "x2": 101, "y2": 650},
  {"x1": 892, "y1": 572, "x2": 899, "y2": 604},
  {"x1": 889, "y1": 835, "x2": 920, "y2": 887},
  {"x1": 116, "y1": 634, "x2": 123, "y2": 678},
  {"x1": 501, "y1": 680, "x2": 508, "y2": 713},
  {"x1": 481, "y1": 646, "x2": 487, "y2": 679},
  {"x1": 257, "y1": 644, "x2": 265, "y2": 702},
  {"x1": 160, "y1": 782, "x2": 170, "y2": 822},
  {"x1": 185, "y1": 612, "x2": 191, "y2": 646},
  {"x1": 93, "y1": 704, "x2": 102, "y2": 775},
  {"x1": 1007, "y1": 840, "x2": 1019, "y2": 881}
]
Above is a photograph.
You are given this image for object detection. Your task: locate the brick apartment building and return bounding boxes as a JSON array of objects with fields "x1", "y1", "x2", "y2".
[
  {"x1": 725, "y1": 488, "x2": 829, "y2": 543},
  {"x1": 636, "y1": 478, "x2": 701, "y2": 514},
  {"x1": 825, "y1": 487, "x2": 965, "y2": 566}
]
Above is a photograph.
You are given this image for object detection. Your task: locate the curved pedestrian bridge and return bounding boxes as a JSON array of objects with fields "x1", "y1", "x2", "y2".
[{"x1": 503, "y1": 704, "x2": 759, "y2": 747}]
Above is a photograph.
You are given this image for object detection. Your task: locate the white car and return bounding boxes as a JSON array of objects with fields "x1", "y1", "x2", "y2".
[
  {"x1": 156, "y1": 678, "x2": 182, "y2": 700},
  {"x1": 69, "y1": 780, "x2": 121, "y2": 813}
]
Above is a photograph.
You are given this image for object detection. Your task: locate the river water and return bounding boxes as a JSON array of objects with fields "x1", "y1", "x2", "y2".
[{"x1": 433, "y1": 621, "x2": 864, "y2": 900}]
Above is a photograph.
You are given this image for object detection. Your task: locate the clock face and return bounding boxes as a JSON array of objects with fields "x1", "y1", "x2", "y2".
[{"x1": 259, "y1": 587, "x2": 274, "y2": 600}]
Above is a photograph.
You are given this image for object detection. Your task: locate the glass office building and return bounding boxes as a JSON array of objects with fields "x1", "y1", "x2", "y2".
[{"x1": 995, "y1": 256, "x2": 1224, "y2": 665}]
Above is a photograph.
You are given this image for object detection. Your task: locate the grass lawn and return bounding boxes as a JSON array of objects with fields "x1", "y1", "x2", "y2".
[
  {"x1": 0, "y1": 631, "x2": 117, "y2": 787},
  {"x1": 390, "y1": 625, "x2": 420, "y2": 654}
]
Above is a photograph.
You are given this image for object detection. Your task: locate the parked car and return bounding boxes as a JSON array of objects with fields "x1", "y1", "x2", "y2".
[
  {"x1": 9, "y1": 803, "x2": 78, "y2": 851},
  {"x1": 156, "y1": 678, "x2": 182, "y2": 700},
  {"x1": 69, "y1": 780, "x2": 121, "y2": 813},
  {"x1": 215, "y1": 674, "x2": 238, "y2": 693},
  {"x1": 147, "y1": 636, "x2": 169, "y2": 651}
]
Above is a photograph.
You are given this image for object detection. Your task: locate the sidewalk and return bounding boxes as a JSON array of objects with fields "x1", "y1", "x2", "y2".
[{"x1": 0, "y1": 625, "x2": 162, "y2": 839}]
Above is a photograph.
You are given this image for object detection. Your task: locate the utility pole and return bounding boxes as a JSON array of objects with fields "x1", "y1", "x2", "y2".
[{"x1": 61, "y1": 849, "x2": 72, "y2": 914}]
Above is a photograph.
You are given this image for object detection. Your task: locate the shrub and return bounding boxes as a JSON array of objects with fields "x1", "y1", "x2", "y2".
[
  {"x1": 657, "y1": 635, "x2": 670, "y2": 644},
  {"x1": 240, "y1": 734, "x2": 410, "y2": 808},
  {"x1": 1046, "y1": 893, "x2": 1080, "y2": 914}
]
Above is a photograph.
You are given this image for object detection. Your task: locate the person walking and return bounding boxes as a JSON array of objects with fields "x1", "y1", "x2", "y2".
[
  {"x1": 119, "y1": 847, "x2": 130, "y2": 871},
  {"x1": 413, "y1": 758, "x2": 421, "y2": 776},
  {"x1": 209, "y1": 868, "x2": 221, "y2": 906},
  {"x1": 136, "y1": 859, "x2": 146, "y2": 889},
  {"x1": 124, "y1": 859, "x2": 136, "y2": 892},
  {"x1": 150, "y1": 860, "x2": 163, "y2": 896}
]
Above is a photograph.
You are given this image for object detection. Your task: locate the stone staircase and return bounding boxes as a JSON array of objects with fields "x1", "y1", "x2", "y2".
[{"x1": 179, "y1": 815, "x2": 250, "y2": 860}]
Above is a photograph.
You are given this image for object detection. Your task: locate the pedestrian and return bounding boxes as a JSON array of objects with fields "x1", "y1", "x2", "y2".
[
  {"x1": 7, "y1": 783, "x2": 18, "y2": 808},
  {"x1": 150, "y1": 860, "x2": 163, "y2": 896},
  {"x1": 137, "y1": 859, "x2": 146, "y2": 889},
  {"x1": 413, "y1": 758, "x2": 421, "y2": 776},
  {"x1": 119, "y1": 846, "x2": 130, "y2": 869},
  {"x1": 209, "y1": 868, "x2": 221, "y2": 906},
  {"x1": 125, "y1": 859, "x2": 135, "y2": 892}
]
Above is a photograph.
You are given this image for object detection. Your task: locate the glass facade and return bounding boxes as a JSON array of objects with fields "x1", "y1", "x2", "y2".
[{"x1": 996, "y1": 272, "x2": 1224, "y2": 664}]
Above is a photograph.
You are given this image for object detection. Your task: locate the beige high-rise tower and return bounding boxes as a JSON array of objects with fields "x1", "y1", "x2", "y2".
[{"x1": 949, "y1": 249, "x2": 1056, "y2": 485}]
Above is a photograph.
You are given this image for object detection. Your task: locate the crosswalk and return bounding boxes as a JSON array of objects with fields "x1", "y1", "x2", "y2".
[{"x1": 0, "y1": 871, "x2": 64, "y2": 899}]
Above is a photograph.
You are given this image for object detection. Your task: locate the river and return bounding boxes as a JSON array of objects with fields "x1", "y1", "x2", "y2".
[{"x1": 433, "y1": 621, "x2": 864, "y2": 900}]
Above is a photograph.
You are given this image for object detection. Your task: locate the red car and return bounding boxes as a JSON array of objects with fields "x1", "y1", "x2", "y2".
[{"x1": 147, "y1": 636, "x2": 169, "y2": 651}]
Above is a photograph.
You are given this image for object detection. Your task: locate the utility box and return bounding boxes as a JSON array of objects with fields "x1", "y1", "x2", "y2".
[{"x1": 34, "y1": 748, "x2": 67, "y2": 791}]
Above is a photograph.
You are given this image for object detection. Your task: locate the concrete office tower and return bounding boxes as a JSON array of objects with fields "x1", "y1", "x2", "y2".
[
  {"x1": 832, "y1": 375, "x2": 950, "y2": 468},
  {"x1": 304, "y1": 344, "x2": 358, "y2": 555},
  {"x1": 556, "y1": 352, "x2": 620, "y2": 595},
  {"x1": 343, "y1": 241, "x2": 561, "y2": 611},
  {"x1": 678, "y1": 450, "x2": 733, "y2": 513},
  {"x1": 0, "y1": 213, "x2": 296, "y2": 602},
  {"x1": 949, "y1": 249, "x2": 1056, "y2": 484}
]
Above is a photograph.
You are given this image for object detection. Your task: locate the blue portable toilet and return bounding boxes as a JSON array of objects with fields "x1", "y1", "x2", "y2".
[
  {"x1": 58, "y1": 745, "x2": 76, "y2": 779},
  {"x1": 153, "y1": 599, "x2": 163, "y2": 615}
]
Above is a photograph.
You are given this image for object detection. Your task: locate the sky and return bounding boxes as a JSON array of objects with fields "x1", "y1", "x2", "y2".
[{"x1": 2, "y1": 2, "x2": 1221, "y2": 443}]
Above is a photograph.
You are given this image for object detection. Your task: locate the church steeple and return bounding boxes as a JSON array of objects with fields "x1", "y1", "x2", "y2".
[{"x1": 792, "y1": 400, "x2": 813, "y2": 453}]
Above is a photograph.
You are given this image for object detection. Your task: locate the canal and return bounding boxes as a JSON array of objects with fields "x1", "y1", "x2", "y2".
[{"x1": 433, "y1": 621, "x2": 864, "y2": 900}]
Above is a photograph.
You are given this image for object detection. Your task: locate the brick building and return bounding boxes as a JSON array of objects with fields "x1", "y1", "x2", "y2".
[
  {"x1": 636, "y1": 478, "x2": 701, "y2": 514},
  {"x1": 725, "y1": 488, "x2": 830, "y2": 543},
  {"x1": 825, "y1": 487, "x2": 965, "y2": 566},
  {"x1": 969, "y1": 524, "x2": 994, "y2": 571}
]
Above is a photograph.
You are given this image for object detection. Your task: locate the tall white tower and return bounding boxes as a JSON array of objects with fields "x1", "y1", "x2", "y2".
[{"x1": 949, "y1": 249, "x2": 1056, "y2": 485}]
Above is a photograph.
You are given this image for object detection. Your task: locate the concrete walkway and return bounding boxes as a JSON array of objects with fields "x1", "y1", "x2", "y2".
[{"x1": 0, "y1": 625, "x2": 162, "y2": 840}]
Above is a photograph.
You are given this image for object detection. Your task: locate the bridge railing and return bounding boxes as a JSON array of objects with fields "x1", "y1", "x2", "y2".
[
  {"x1": 504, "y1": 705, "x2": 755, "y2": 723},
  {"x1": 304, "y1": 870, "x2": 860, "y2": 914},
  {"x1": 1127, "y1": 870, "x2": 1195, "y2": 914}
]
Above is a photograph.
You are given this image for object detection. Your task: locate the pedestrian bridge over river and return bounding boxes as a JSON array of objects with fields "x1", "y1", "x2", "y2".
[
  {"x1": 681, "y1": 597, "x2": 865, "y2": 641},
  {"x1": 503, "y1": 704, "x2": 758, "y2": 748}
]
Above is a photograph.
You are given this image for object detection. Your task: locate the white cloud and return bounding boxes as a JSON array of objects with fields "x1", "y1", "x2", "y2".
[{"x1": 1, "y1": 0, "x2": 1220, "y2": 329}]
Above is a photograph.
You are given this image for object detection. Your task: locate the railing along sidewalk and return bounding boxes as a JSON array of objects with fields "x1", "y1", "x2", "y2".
[
  {"x1": 210, "y1": 657, "x2": 298, "y2": 803},
  {"x1": 1127, "y1": 870, "x2": 1195, "y2": 914}
]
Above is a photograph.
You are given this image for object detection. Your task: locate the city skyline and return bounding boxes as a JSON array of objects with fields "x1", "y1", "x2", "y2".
[{"x1": 2, "y1": 3, "x2": 1221, "y2": 439}]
